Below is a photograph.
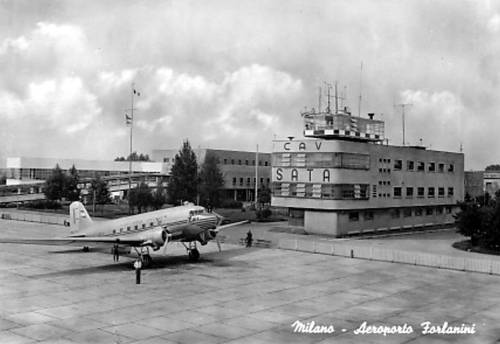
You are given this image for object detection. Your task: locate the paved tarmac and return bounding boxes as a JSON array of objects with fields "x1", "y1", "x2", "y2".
[{"x1": 0, "y1": 219, "x2": 499, "y2": 343}]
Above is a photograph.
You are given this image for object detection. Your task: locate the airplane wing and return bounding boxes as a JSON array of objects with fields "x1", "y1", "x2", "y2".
[
  {"x1": 214, "y1": 220, "x2": 250, "y2": 231},
  {"x1": 0, "y1": 236, "x2": 146, "y2": 246},
  {"x1": 0, "y1": 227, "x2": 167, "y2": 247}
]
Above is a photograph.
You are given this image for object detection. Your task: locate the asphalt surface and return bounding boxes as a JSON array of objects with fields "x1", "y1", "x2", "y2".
[{"x1": 0, "y1": 219, "x2": 499, "y2": 343}]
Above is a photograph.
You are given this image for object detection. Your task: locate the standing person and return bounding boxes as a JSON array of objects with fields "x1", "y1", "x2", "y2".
[
  {"x1": 246, "y1": 230, "x2": 253, "y2": 248},
  {"x1": 113, "y1": 243, "x2": 119, "y2": 262},
  {"x1": 134, "y1": 259, "x2": 142, "y2": 284}
]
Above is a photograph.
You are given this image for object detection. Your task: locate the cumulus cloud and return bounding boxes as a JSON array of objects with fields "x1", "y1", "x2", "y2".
[
  {"x1": 0, "y1": 76, "x2": 101, "y2": 133},
  {"x1": 1, "y1": 1, "x2": 500, "y2": 169}
]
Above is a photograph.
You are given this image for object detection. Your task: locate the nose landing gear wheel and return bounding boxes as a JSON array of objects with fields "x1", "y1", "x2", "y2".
[{"x1": 188, "y1": 249, "x2": 200, "y2": 261}]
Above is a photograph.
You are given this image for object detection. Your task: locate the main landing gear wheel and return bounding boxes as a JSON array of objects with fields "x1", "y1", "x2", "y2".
[
  {"x1": 188, "y1": 249, "x2": 200, "y2": 262},
  {"x1": 142, "y1": 254, "x2": 153, "y2": 267}
]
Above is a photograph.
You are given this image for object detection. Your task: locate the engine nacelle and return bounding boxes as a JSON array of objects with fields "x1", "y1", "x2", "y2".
[{"x1": 144, "y1": 228, "x2": 168, "y2": 249}]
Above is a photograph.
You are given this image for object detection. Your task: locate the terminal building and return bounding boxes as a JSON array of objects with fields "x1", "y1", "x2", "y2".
[
  {"x1": 152, "y1": 148, "x2": 271, "y2": 202},
  {"x1": 272, "y1": 103, "x2": 464, "y2": 236},
  {"x1": 1, "y1": 148, "x2": 272, "y2": 204}
]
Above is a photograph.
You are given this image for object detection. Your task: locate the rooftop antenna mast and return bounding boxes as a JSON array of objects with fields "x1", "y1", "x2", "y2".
[
  {"x1": 341, "y1": 85, "x2": 347, "y2": 109},
  {"x1": 324, "y1": 82, "x2": 332, "y2": 114},
  {"x1": 318, "y1": 86, "x2": 322, "y2": 113},
  {"x1": 358, "y1": 62, "x2": 363, "y2": 117},
  {"x1": 334, "y1": 81, "x2": 339, "y2": 114},
  {"x1": 395, "y1": 103, "x2": 412, "y2": 146}
]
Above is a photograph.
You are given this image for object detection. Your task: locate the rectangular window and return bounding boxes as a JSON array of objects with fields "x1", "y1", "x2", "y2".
[
  {"x1": 364, "y1": 211, "x2": 374, "y2": 221},
  {"x1": 349, "y1": 212, "x2": 359, "y2": 222},
  {"x1": 394, "y1": 159, "x2": 402, "y2": 170},
  {"x1": 407, "y1": 160, "x2": 414, "y2": 171},
  {"x1": 246, "y1": 178, "x2": 251, "y2": 186},
  {"x1": 238, "y1": 160, "x2": 241, "y2": 165},
  {"x1": 142, "y1": 223, "x2": 146, "y2": 229},
  {"x1": 265, "y1": 161, "x2": 269, "y2": 166},
  {"x1": 231, "y1": 159, "x2": 235, "y2": 164},
  {"x1": 334, "y1": 152, "x2": 370, "y2": 170},
  {"x1": 446, "y1": 207, "x2": 452, "y2": 214},
  {"x1": 321, "y1": 184, "x2": 334, "y2": 198},
  {"x1": 245, "y1": 160, "x2": 248, "y2": 165},
  {"x1": 417, "y1": 161, "x2": 425, "y2": 171},
  {"x1": 239, "y1": 178, "x2": 243, "y2": 186},
  {"x1": 436, "y1": 207, "x2": 443, "y2": 215},
  {"x1": 224, "y1": 159, "x2": 227, "y2": 164},
  {"x1": 393, "y1": 187, "x2": 402, "y2": 198},
  {"x1": 448, "y1": 187, "x2": 454, "y2": 196},
  {"x1": 134, "y1": 225, "x2": 138, "y2": 230},
  {"x1": 417, "y1": 187, "x2": 425, "y2": 198},
  {"x1": 448, "y1": 164, "x2": 455, "y2": 172},
  {"x1": 438, "y1": 187, "x2": 445, "y2": 198},
  {"x1": 391, "y1": 209, "x2": 400, "y2": 219},
  {"x1": 428, "y1": 162, "x2": 435, "y2": 172},
  {"x1": 426, "y1": 208, "x2": 433, "y2": 216},
  {"x1": 415, "y1": 208, "x2": 423, "y2": 216},
  {"x1": 406, "y1": 187, "x2": 414, "y2": 198},
  {"x1": 127, "y1": 226, "x2": 131, "y2": 231},
  {"x1": 403, "y1": 208, "x2": 412, "y2": 217},
  {"x1": 304, "y1": 184, "x2": 313, "y2": 198},
  {"x1": 438, "y1": 163, "x2": 444, "y2": 172},
  {"x1": 232, "y1": 177, "x2": 236, "y2": 185},
  {"x1": 428, "y1": 187, "x2": 435, "y2": 198}
]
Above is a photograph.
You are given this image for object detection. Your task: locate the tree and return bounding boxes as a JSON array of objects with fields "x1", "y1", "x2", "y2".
[
  {"x1": 115, "y1": 152, "x2": 150, "y2": 161},
  {"x1": 257, "y1": 185, "x2": 271, "y2": 208},
  {"x1": 199, "y1": 152, "x2": 224, "y2": 208},
  {"x1": 129, "y1": 182, "x2": 154, "y2": 213},
  {"x1": 455, "y1": 202, "x2": 490, "y2": 246},
  {"x1": 151, "y1": 182, "x2": 167, "y2": 210},
  {"x1": 167, "y1": 140, "x2": 198, "y2": 205},
  {"x1": 88, "y1": 177, "x2": 111, "y2": 212},
  {"x1": 485, "y1": 164, "x2": 500, "y2": 171},
  {"x1": 66, "y1": 165, "x2": 80, "y2": 202},
  {"x1": 44, "y1": 164, "x2": 66, "y2": 201}
]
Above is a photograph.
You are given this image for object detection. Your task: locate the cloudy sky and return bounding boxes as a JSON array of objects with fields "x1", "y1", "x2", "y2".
[{"x1": 0, "y1": 0, "x2": 499, "y2": 169}]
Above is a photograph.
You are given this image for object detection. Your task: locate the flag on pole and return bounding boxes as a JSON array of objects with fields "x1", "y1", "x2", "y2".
[{"x1": 125, "y1": 113, "x2": 132, "y2": 125}]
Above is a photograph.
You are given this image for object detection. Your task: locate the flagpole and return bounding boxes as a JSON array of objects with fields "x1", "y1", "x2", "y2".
[
  {"x1": 255, "y1": 144, "x2": 258, "y2": 207},
  {"x1": 128, "y1": 83, "x2": 134, "y2": 214}
]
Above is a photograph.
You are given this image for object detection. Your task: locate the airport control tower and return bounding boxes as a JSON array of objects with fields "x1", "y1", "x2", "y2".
[{"x1": 271, "y1": 87, "x2": 463, "y2": 237}]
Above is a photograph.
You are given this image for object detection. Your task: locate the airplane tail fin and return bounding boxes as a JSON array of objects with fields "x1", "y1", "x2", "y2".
[{"x1": 69, "y1": 201, "x2": 93, "y2": 235}]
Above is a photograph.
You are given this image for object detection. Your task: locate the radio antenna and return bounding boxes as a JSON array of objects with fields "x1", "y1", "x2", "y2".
[{"x1": 358, "y1": 61, "x2": 363, "y2": 117}]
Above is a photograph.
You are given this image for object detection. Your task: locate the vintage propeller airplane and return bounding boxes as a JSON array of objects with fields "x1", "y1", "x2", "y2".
[{"x1": 0, "y1": 201, "x2": 248, "y2": 267}]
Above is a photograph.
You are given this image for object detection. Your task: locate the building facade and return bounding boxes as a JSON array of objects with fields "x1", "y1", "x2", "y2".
[
  {"x1": 464, "y1": 171, "x2": 484, "y2": 200},
  {"x1": 152, "y1": 148, "x2": 271, "y2": 202},
  {"x1": 271, "y1": 108, "x2": 464, "y2": 236}
]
